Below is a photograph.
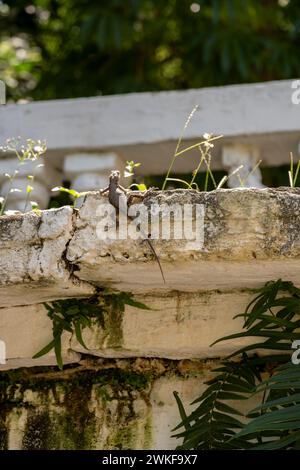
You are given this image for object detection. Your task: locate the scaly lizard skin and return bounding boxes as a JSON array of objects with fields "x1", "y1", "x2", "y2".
[{"x1": 100, "y1": 170, "x2": 166, "y2": 283}]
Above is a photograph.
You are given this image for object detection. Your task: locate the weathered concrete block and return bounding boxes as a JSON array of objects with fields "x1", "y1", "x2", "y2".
[
  {"x1": 67, "y1": 188, "x2": 300, "y2": 292},
  {"x1": 0, "y1": 291, "x2": 255, "y2": 369},
  {"x1": 0, "y1": 359, "x2": 219, "y2": 450},
  {"x1": 2, "y1": 188, "x2": 300, "y2": 304},
  {"x1": 0, "y1": 304, "x2": 80, "y2": 370},
  {"x1": 151, "y1": 374, "x2": 208, "y2": 450},
  {"x1": 0, "y1": 206, "x2": 95, "y2": 307},
  {"x1": 70, "y1": 291, "x2": 255, "y2": 359}
]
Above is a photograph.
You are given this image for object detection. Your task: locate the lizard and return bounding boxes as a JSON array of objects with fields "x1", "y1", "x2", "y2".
[{"x1": 100, "y1": 170, "x2": 166, "y2": 283}]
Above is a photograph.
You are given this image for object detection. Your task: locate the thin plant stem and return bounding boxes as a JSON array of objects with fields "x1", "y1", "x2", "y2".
[
  {"x1": 162, "y1": 102, "x2": 222, "y2": 191},
  {"x1": 162, "y1": 105, "x2": 199, "y2": 190},
  {"x1": 203, "y1": 155, "x2": 217, "y2": 189},
  {"x1": 294, "y1": 160, "x2": 300, "y2": 186},
  {"x1": 190, "y1": 144, "x2": 218, "y2": 191},
  {"x1": 166, "y1": 178, "x2": 192, "y2": 188},
  {"x1": 189, "y1": 153, "x2": 205, "y2": 187},
  {"x1": 199, "y1": 147, "x2": 217, "y2": 189},
  {"x1": 174, "y1": 134, "x2": 222, "y2": 157},
  {"x1": 237, "y1": 172, "x2": 244, "y2": 187},
  {"x1": 0, "y1": 138, "x2": 47, "y2": 216},
  {"x1": 290, "y1": 152, "x2": 300, "y2": 187},
  {"x1": 0, "y1": 176, "x2": 15, "y2": 216},
  {"x1": 217, "y1": 175, "x2": 228, "y2": 189},
  {"x1": 23, "y1": 182, "x2": 32, "y2": 213},
  {"x1": 290, "y1": 152, "x2": 294, "y2": 186},
  {"x1": 175, "y1": 105, "x2": 199, "y2": 155},
  {"x1": 246, "y1": 159, "x2": 262, "y2": 181},
  {"x1": 217, "y1": 165, "x2": 245, "y2": 189},
  {"x1": 204, "y1": 168, "x2": 210, "y2": 191},
  {"x1": 203, "y1": 154, "x2": 213, "y2": 191},
  {"x1": 23, "y1": 164, "x2": 42, "y2": 212}
]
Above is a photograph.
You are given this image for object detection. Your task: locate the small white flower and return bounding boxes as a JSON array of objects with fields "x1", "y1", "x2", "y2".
[
  {"x1": 204, "y1": 142, "x2": 214, "y2": 149},
  {"x1": 203, "y1": 133, "x2": 212, "y2": 140},
  {"x1": 33, "y1": 145, "x2": 44, "y2": 153}
]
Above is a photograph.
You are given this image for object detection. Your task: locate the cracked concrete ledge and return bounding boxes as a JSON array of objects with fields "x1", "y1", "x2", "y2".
[
  {"x1": 0, "y1": 304, "x2": 81, "y2": 370},
  {"x1": 0, "y1": 291, "x2": 256, "y2": 369},
  {"x1": 67, "y1": 187, "x2": 300, "y2": 292},
  {"x1": 1, "y1": 187, "x2": 300, "y2": 307},
  {"x1": 0, "y1": 206, "x2": 95, "y2": 308},
  {"x1": 70, "y1": 291, "x2": 257, "y2": 360}
]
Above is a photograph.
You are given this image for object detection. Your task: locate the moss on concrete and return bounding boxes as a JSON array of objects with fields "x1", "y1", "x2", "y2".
[
  {"x1": 0, "y1": 362, "x2": 156, "y2": 450},
  {"x1": 0, "y1": 358, "x2": 211, "y2": 450}
]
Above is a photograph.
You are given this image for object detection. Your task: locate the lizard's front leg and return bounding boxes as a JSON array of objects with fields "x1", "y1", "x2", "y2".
[
  {"x1": 117, "y1": 184, "x2": 128, "y2": 194},
  {"x1": 99, "y1": 186, "x2": 109, "y2": 195}
]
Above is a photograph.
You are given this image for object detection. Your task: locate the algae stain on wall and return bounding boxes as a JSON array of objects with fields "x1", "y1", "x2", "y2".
[
  {"x1": 0, "y1": 366, "x2": 153, "y2": 450},
  {"x1": 0, "y1": 415, "x2": 8, "y2": 450}
]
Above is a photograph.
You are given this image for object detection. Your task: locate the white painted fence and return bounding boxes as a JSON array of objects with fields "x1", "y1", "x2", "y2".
[{"x1": 0, "y1": 79, "x2": 299, "y2": 209}]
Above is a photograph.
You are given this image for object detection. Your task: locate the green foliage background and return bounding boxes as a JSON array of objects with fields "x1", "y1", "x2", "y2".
[{"x1": 1, "y1": 0, "x2": 300, "y2": 102}]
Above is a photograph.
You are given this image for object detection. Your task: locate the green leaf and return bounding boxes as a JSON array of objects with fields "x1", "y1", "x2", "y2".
[
  {"x1": 33, "y1": 339, "x2": 55, "y2": 358},
  {"x1": 123, "y1": 297, "x2": 151, "y2": 310},
  {"x1": 130, "y1": 183, "x2": 147, "y2": 191},
  {"x1": 253, "y1": 430, "x2": 300, "y2": 450},
  {"x1": 75, "y1": 321, "x2": 88, "y2": 350},
  {"x1": 253, "y1": 392, "x2": 300, "y2": 411},
  {"x1": 51, "y1": 187, "x2": 80, "y2": 198},
  {"x1": 54, "y1": 334, "x2": 63, "y2": 370},
  {"x1": 65, "y1": 306, "x2": 80, "y2": 316},
  {"x1": 164, "y1": 178, "x2": 192, "y2": 189},
  {"x1": 37, "y1": 293, "x2": 146, "y2": 370},
  {"x1": 173, "y1": 391, "x2": 191, "y2": 432}
]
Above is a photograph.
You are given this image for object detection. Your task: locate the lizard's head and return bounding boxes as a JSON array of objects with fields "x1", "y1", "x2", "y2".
[{"x1": 109, "y1": 170, "x2": 120, "y2": 184}]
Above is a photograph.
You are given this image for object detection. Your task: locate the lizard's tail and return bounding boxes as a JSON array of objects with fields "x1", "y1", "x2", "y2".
[{"x1": 145, "y1": 239, "x2": 166, "y2": 284}]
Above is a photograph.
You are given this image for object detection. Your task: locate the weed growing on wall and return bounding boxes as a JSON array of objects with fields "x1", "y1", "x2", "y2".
[
  {"x1": 33, "y1": 291, "x2": 150, "y2": 370},
  {"x1": 289, "y1": 153, "x2": 300, "y2": 188},
  {"x1": 0, "y1": 137, "x2": 46, "y2": 214}
]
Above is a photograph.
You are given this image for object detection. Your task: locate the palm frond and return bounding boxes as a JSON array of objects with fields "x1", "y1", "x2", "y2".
[
  {"x1": 173, "y1": 280, "x2": 300, "y2": 449},
  {"x1": 172, "y1": 358, "x2": 261, "y2": 449},
  {"x1": 235, "y1": 362, "x2": 300, "y2": 449}
]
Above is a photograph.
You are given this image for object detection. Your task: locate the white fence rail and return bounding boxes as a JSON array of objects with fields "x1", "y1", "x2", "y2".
[{"x1": 0, "y1": 79, "x2": 299, "y2": 208}]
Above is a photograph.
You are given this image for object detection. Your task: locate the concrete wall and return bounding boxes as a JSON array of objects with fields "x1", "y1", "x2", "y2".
[
  {"x1": 0, "y1": 187, "x2": 299, "y2": 449},
  {"x1": 0, "y1": 359, "x2": 218, "y2": 450}
]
